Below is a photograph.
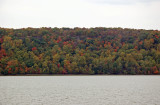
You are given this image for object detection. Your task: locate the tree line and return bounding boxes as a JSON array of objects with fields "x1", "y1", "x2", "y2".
[{"x1": 0, "y1": 27, "x2": 160, "y2": 75}]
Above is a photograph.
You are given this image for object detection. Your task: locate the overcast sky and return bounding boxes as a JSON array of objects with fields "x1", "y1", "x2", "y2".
[{"x1": 0, "y1": 0, "x2": 160, "y2": 30}]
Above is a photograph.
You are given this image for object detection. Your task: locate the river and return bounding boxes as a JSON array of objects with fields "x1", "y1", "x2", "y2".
[{"x1": 0, "y1": 76, "x2": 160, "y2": 105}]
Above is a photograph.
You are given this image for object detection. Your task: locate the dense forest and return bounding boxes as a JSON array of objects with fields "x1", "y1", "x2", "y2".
[{"x1": 0, "y1": 27, "x2": 160, "y2": 75}]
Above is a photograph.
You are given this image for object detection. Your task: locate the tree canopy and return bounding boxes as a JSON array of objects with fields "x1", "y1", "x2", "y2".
[{"x1": 0, "y1": 27, "x2": 160, "y2": 75}]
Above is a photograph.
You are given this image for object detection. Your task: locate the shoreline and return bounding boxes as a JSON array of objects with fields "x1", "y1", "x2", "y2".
[{"x1": 0, "y1": 74, "x2": 159, "y2": 76}]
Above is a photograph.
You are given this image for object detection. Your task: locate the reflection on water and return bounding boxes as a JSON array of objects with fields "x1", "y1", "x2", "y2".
[{"x1": 0, "y1": 76, "x2": 160, "y2": 105}]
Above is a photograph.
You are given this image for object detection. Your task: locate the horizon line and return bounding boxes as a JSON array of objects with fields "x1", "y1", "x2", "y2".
[{"x1": 0, "y1": 26, "x2": 159, "y2": 31}]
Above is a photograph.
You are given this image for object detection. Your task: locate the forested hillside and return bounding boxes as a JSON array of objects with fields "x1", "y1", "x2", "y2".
[{"x1": 0, "y1": 27, "x2": 160, "y2": 75}]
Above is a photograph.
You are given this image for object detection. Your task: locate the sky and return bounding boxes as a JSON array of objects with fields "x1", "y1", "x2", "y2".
[{"x1": 0, "y1": 0, "x2": 160, "y2": 30}]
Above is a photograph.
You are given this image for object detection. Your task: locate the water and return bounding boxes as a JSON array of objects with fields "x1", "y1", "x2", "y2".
[{"x1": 0, "y1": 76, "x2": 160, "y2": 105}]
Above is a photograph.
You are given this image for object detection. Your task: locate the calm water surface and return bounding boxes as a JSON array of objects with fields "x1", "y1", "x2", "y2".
[{"x1": 0, "y1": 76, "x2": 160, "y2": 105}]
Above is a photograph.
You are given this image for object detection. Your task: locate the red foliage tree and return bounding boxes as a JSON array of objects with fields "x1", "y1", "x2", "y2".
[
  {"x1": 155, "y1": 35, "x2": 159, "y2": 39},
  {"x1": 114, "y1": 49, "x2": 117, "y2": 52},
  {"x1": 32, "y1": 47, "x2": 37, "y2": 51},
  {"x1": 57, "y1": 36, "x2": 62, "y2": 43},
  {"x1": 57, "y1": 64, "x2": 60, "y2": 68},
  {"x1": 152, "y1": 66, "x2": 159, "y2": 74},
  {"x1": 134, "y1": 46, "x2": 138, "y2": 49}
]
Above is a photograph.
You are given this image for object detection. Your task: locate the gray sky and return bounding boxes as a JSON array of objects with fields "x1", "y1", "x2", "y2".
[{"x1": 0, "y1": 0, "x2": 160, "y2": 30}]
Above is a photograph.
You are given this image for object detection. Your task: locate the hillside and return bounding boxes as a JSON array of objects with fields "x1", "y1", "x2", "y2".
[{"x1": 0, "y1": 27, "x2": 160, "y2": 75}]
